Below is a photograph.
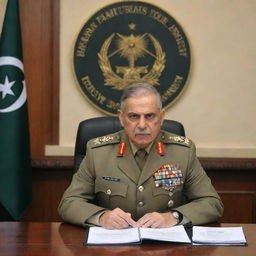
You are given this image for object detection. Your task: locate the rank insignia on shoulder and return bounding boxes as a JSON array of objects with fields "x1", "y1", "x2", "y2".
[
  {"x1": 92, "y1": 135, "x2": 119, "y2": 146},
  {"x1": 169, "y1": 135, "x2": 191, "y2": 146}
]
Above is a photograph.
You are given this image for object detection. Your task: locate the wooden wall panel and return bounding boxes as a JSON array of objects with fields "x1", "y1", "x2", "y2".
[
  {"x1": 219, "y1": 192, "x2": 256, "y2": 223},
  {"x1": 22, "y1": 168, "x2": 73, "y2": 222},
  {"x1": 19, "y1": 0, "x2": 59, "y2": 158},
  {"x1": 207, "y1": 167, "x2": 256, "y2": 223}
]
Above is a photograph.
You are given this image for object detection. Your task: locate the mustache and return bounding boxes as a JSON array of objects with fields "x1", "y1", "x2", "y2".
[{"x1": 134, "y1": 129, "x2": 151, "y2": 135}]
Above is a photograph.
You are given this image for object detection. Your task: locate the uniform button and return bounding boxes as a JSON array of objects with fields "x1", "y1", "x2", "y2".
[
  {"x1": 106, "y1": 189, "x2": 111, "y2": 195},
  {"x1": 169, "y1": 192, "x2": 173, "y2": 197},
  {"x1": 138, "y1": 186, "x2": 144, "y2": 192},
  {"x1": 138, "y1": 201, "x2": 144, "y2": 207},
  {"x1": 168, "y1": 200, "x2": 174, "y2": 207}
]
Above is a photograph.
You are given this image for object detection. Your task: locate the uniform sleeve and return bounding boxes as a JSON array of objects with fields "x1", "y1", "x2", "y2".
[
  {"x1": 86, "y1": 210, "x2": 107, "y2": 226},
  {"x1": 173, "y1": 143, "x2": 224, "y2": 225},
  {"x1": 58, "y1": 145, "x2": 107, "y2": 227}
]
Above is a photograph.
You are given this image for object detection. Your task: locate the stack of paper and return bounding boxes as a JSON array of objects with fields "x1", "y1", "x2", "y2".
[{"x1": 192, "y1": 226, "x2": 247, "y2": 246}]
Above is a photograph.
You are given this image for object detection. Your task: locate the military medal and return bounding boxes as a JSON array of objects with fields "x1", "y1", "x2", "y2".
[
  {"x1": 153, "y1": 164, "x2": 183, "y2": 191},
  {"x1": 118, "y1": 142, "x2": 126, "y2": 156},
  {"x1": 157, "y1": 142, "x2": 165, "y2": 156}
]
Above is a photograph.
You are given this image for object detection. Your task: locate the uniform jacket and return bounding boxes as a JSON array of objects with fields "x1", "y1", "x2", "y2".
[{"x1": 58, "y1": 130, "x2": 223, "y2": 227}]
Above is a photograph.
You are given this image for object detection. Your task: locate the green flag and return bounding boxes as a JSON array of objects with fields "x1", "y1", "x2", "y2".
[{"x1": 0, "y1": 0, "x2": 32, "y2": 220}]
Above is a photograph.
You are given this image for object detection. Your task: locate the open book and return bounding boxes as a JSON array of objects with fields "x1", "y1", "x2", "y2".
[
  {"x1": 85, "y1": 225, "x2": 247, "y2": 246},
  {"x1": 85, "y1": 225, "x2": 191, "y2": 245}
]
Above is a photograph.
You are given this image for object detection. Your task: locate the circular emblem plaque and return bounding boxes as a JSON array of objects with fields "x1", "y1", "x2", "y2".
[{"x1": 73, "y1": 1, "x2": 190, "y2": 116}]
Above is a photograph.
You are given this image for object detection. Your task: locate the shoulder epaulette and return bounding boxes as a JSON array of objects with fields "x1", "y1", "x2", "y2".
[
  {"x1": 90, "y1": 134, "x2": 120, "y2": 148},
  {"x1": 162, "y1": 132, "x2": 191, "y2": 147}
]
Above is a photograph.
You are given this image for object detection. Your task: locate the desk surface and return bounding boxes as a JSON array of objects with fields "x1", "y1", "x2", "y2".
[{"x1": 0, "y1": 222, "x2": 255, "y2": 256}]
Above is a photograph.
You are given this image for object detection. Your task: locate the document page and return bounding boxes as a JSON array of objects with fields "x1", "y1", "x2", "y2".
[
  {"x1": 140, "y1": 225, "x2": 191, "y2": 243},
  {"x1": 192, "y1": 226, "x2": 247, "y2": 245},
  {"x1": 86, "y1": 227, "x2": 140, "y2": 245}
]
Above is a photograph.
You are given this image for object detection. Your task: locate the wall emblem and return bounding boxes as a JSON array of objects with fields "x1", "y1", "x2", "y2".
[{"x1": 73, "y1": 1, "x2": 190, "y2": 116}]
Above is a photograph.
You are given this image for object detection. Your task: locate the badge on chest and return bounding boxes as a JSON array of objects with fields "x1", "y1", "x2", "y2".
[{"x1": 153, "y1": 164, "x2": 183, "y2": 191}]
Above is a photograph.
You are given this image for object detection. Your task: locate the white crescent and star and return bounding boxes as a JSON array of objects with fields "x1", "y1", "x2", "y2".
[
  {"x1": 0, "y1": 56, "x2": 27, "y2": 113},
  {"x1": 0, "y1": 75, "x2": 15, "y2": 99}
]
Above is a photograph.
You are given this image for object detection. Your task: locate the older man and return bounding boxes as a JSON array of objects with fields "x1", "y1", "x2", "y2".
[{"x1": 58, "y1": 83, "x2": 223, "y2": 229}]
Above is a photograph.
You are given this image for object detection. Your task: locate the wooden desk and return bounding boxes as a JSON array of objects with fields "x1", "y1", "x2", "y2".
[{"x1": 0, "y1": 222, "x2": 255, "y2": 256}]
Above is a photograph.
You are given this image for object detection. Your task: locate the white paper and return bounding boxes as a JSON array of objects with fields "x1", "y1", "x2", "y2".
[
  {"x1": 86, "y1": 225, "x2": 191, "y2": 245},
  {"x1": 140, "y1": 225, "x2": 191, "y2": 243},
  {"x1": 87, "y1": 227, "x2": 140, "y2": 245},
  {"x1": 192, "y1": 226, "x2": 247, "y2": 245}
]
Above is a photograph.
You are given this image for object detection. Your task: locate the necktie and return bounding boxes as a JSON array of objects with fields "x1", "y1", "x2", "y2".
[{"x1": 135, "y1": 149, "x2": 147, "y2": 170}]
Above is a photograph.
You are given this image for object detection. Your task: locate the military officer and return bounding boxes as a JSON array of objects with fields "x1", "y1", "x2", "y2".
[{"x1": 58, "y1": 83, "x2": 223, "y2": 229}]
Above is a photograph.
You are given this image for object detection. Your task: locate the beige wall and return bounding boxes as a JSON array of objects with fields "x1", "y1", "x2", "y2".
[{"x1": 2, "y1": 0, "x2": 253, "y2": 158}]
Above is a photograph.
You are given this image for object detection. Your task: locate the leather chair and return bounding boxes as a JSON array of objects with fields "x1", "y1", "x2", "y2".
[{"x1": 73, "y1": 117, "x2": 185, "y2": 172}]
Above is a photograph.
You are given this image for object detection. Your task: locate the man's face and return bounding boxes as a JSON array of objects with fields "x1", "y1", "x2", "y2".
[{"x1": 118, "y1": 93, "x2": 165, "y2": 148}]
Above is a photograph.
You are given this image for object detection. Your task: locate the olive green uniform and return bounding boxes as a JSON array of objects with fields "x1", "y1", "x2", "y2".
[{"x1": 58, "y1": 130, "x2": 223, "y2": 227}]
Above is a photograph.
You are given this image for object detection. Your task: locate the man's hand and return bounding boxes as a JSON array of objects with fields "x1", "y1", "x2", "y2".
[
  {"x1": 99, "y1": 208, "x2": 137, "y2": 229},
  {"x1": 137, "y1": 212, "x2": 178, "y2": 228}
]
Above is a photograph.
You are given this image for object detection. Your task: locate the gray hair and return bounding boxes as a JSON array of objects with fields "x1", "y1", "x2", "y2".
[{"x1": 120, "y1": 83, "x2": 162, "y2": 110}]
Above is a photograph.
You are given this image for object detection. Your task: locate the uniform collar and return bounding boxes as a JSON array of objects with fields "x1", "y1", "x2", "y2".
[
  {"x1": 129, "y1": 139, "x2": 153, "y2": 156},
  {"x1": 118, "y1": 130, "x2": 164, "y2": 156}
]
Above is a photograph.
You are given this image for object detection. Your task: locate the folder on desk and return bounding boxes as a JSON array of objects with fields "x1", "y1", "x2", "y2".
[
  {"x1": 85, "y1": 225, "x2": 191, "y2": 245},
  {"x1": 84, "y1": 225, "x2": 247, "y2": 246},
  {"x1": 192, "y1": 226, "x2": 247, "y2": 246}
]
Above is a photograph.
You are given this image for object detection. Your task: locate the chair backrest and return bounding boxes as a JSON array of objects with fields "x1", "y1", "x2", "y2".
[{"x1": 73, "y1": 117, "x2": 185, "y2": 172}]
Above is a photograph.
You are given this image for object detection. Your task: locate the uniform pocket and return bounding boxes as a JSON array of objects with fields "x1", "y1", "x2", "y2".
[
  {"x1": 152, "y1": 185, "x2": 183, "y2": 210},
  {"x1": 152, "y1": 186, "x2": 171, "y2": 197},
  {"x1": 95, "y1": 178, "x2": 128, "y2": 196},
  {"x1": 95, "y1": 178, "x2": 128, "y2": 209}
]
